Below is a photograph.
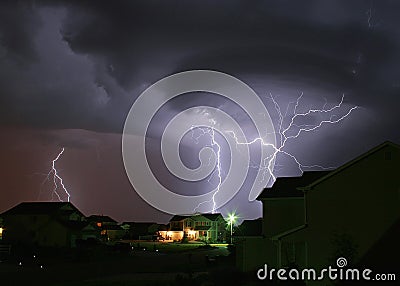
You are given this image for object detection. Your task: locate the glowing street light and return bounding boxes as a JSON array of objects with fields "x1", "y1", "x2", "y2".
[{"x1": 228, "y1": 213, "x2": 237, "y2": 244}]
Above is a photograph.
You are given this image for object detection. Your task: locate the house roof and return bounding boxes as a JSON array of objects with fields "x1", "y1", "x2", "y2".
[
  {"x1": 169, "y1": 215, "x2": 191, "y2": 222},
  {"x1": 102, "y1": 224, "x2": 123, "y2": 231},
  {"x1": 132, "y1": 222, "x2": 157, "y2": 229},
  {"x1": 87, "y1": 215, "x2": 117, "y2": 223},
  {"x1": 199, "y1": 213, "x2": 223, "y2": 221},
  {"x1": 1, "y1": 202, "x2": 84, "y2": 217},
  {"x1": 298, "y1": 141, "x2": 400, "y2": 191},
  {"x1": 121, "y1": 221, "x2": 156, "y2": 226},
  {"x1": 257, "y1": 171, "x2": 331, "y2": 199},
  {"x1": 170, "y1": 213, "x2": 223, "y2": 222},
  {"x1": 234, "y1": 218, "x2": 263, "y2": 237}
]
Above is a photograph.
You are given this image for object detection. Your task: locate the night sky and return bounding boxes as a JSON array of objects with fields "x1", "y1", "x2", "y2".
[{"x1": 1, "y1": 0, "x2": 399, "y2": 223}]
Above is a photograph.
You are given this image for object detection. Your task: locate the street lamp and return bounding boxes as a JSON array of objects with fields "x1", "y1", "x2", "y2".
[{"x1": 228, "y1": 213, "x2": 236, "y2": 244}]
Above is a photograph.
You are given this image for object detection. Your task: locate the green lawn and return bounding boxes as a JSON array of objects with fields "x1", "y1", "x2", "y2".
[{"x1": 131, "y1": 241, "x2": 204, "y2": 253}]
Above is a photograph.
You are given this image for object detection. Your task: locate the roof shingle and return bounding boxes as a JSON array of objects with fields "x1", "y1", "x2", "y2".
[{"x1": 257, "y1": 171, "x2": 331, "y2": 199}]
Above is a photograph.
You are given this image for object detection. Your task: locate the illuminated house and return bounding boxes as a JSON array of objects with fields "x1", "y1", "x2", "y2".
[
  {"x1": 236, "y1": 141, "x2": 400, "y2": 274},
  {"x1": 163, "y1": 213, "x2": 226, "y2": 242},
  {"x1": 0, "y1": 202, "x2": 99, "y2": 248},
  {"x1": 0, "y1": 217, "x2": 3, "y2": 240},
  {"x1": 87, "y1": 215, "x2": 124, "y2": 241}
]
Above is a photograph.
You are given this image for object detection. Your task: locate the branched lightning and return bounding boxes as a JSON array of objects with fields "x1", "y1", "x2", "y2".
[
  {"x1": 190, "y1": 125, "x2": 222, "y2": 213},
  {"x1": 40, "y1": 147, "x2": 71, "y2": 202},
  {"x1": 187, "y1": 93, "x2": 357, "y2": 214},
  {"x1": 227, "y1": 93, "x2": 358, "y2": 184}
]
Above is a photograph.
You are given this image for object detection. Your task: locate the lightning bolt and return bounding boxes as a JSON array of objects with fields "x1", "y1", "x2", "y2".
[
  {"x1": 188, "y1": 93, "x2": 357, "y2": 214},
  {"x1": 366, "y1": 0, "x2": 378, "y2": 29},
  {"x1": 40, "y1": 147, "x2": 71, "y2": 202},
  {"x1": 227, "y1": 93, "x2": 358, "y2": 186},
  {"x1": 190, "y1": 125, "x2": 222, "y2": 213},
  {"x1": 353, "y1": 1, "x2": 379, "y2": 75}
]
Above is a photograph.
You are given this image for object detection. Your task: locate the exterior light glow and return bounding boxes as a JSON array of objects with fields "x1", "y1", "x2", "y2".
[{"x1": 227, "y1": 212, "x2": 237, "y2": 244}]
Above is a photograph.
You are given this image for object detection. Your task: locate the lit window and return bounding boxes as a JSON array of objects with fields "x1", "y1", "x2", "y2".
[{"x1": 97, "y1": 222, "x2": 102, "y2": 228}]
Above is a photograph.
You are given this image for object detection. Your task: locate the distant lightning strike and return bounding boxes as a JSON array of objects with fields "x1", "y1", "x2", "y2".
[
  {"x1": 366, "y1": 0, "x2": 378, "y2": 29},
  {"x1": 353, "y1": 1, "x2": 378, "y2": 75},
  {"x1": 227, "y1": 93, "x2": 358, "y2": 184},
  {"x1": 42, "y1": 147, "x2": 71, "y2": 202}
]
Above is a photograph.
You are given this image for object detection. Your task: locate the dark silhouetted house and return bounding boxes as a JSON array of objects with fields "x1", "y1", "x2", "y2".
[
  {"x1": 87, "y1": 215, "x2": 123, "y2": 241},
  {"x1": 88, "y1": 215, "x2": 117, "y2": 227},
  {"x1": 162, "y1": 213, "x2": 226, "y2": 242},
  {"x1": 235, "y1": 171, "x2": 329, "y2": 271},
  {"x1": 234, "y1": 218, "x2": 263, "y2": 239},
  {"x1": 1, "y1": 202, "x2": 98, "y2": 248},
  {"x1": 354, "y1": 218, "x2": 400, "y2": 275},
  {"x1": 121, "y1": 222, "x2": 167, "y2": 240},
  {"x1": 233, "y1": 218, "x2": 264, "y2": 267},
  {"x1": 236, "y1": 141, "x2": 400, "y2": 275}
]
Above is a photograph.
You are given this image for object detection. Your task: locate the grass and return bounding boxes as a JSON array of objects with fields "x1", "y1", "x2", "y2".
[
  {"x1": 131, "y1": 241, "x2": 205, "y2": 253},
  {"x1": 1, "y1": 242, "x2": 232, "y2": 285}
]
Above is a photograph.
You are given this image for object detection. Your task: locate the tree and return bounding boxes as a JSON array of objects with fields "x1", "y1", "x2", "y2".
[{"x1": 329, "y1": 232, "x2": 359, "y2": 266}]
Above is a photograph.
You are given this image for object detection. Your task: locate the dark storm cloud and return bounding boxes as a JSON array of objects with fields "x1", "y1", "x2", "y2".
[
  {"x1": 1, "y1": 0, "x2": 400, "y2": 221},
  {"x1": 0, "y1": 0, "x2": 399, "y2": 138},
  {"x1": 0, "y1": 1, "x2": 42, "y2": 63}
]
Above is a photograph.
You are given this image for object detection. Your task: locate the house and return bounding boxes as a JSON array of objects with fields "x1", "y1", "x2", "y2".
[
  {"x1": 277, "y1": 141, "x2": 400, "y2": 272},
  {"x1": 233, "y1": 218, "x2": 263, "y2": 239},
  {"x1": 233, "y1": 218, "x2": 263, "y2": 268},
  {"x1": 87, "y1": 215, "x2": 124, "y2": 241},
  {"x1": 235, "y1": 171, "x2": 329, "y2": 272},
  {"x1": 236, "y1": 141, "x2": 400, "y2": 278},
  {"x1": 0, "y1": 217, "x2": 3, "y2": 241},
  {"x1": 120, "y1": 222, "x2": 166, "y2": 240},
  {"x1": 1, "y1": 202, "x2": 99, "y2": 248},
  {"x1": 87, "y1": 215, "x2": 117, "y2": 228},
  {"x1": 161, "y1": 213, "x2": 226, "y2": 242}
]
